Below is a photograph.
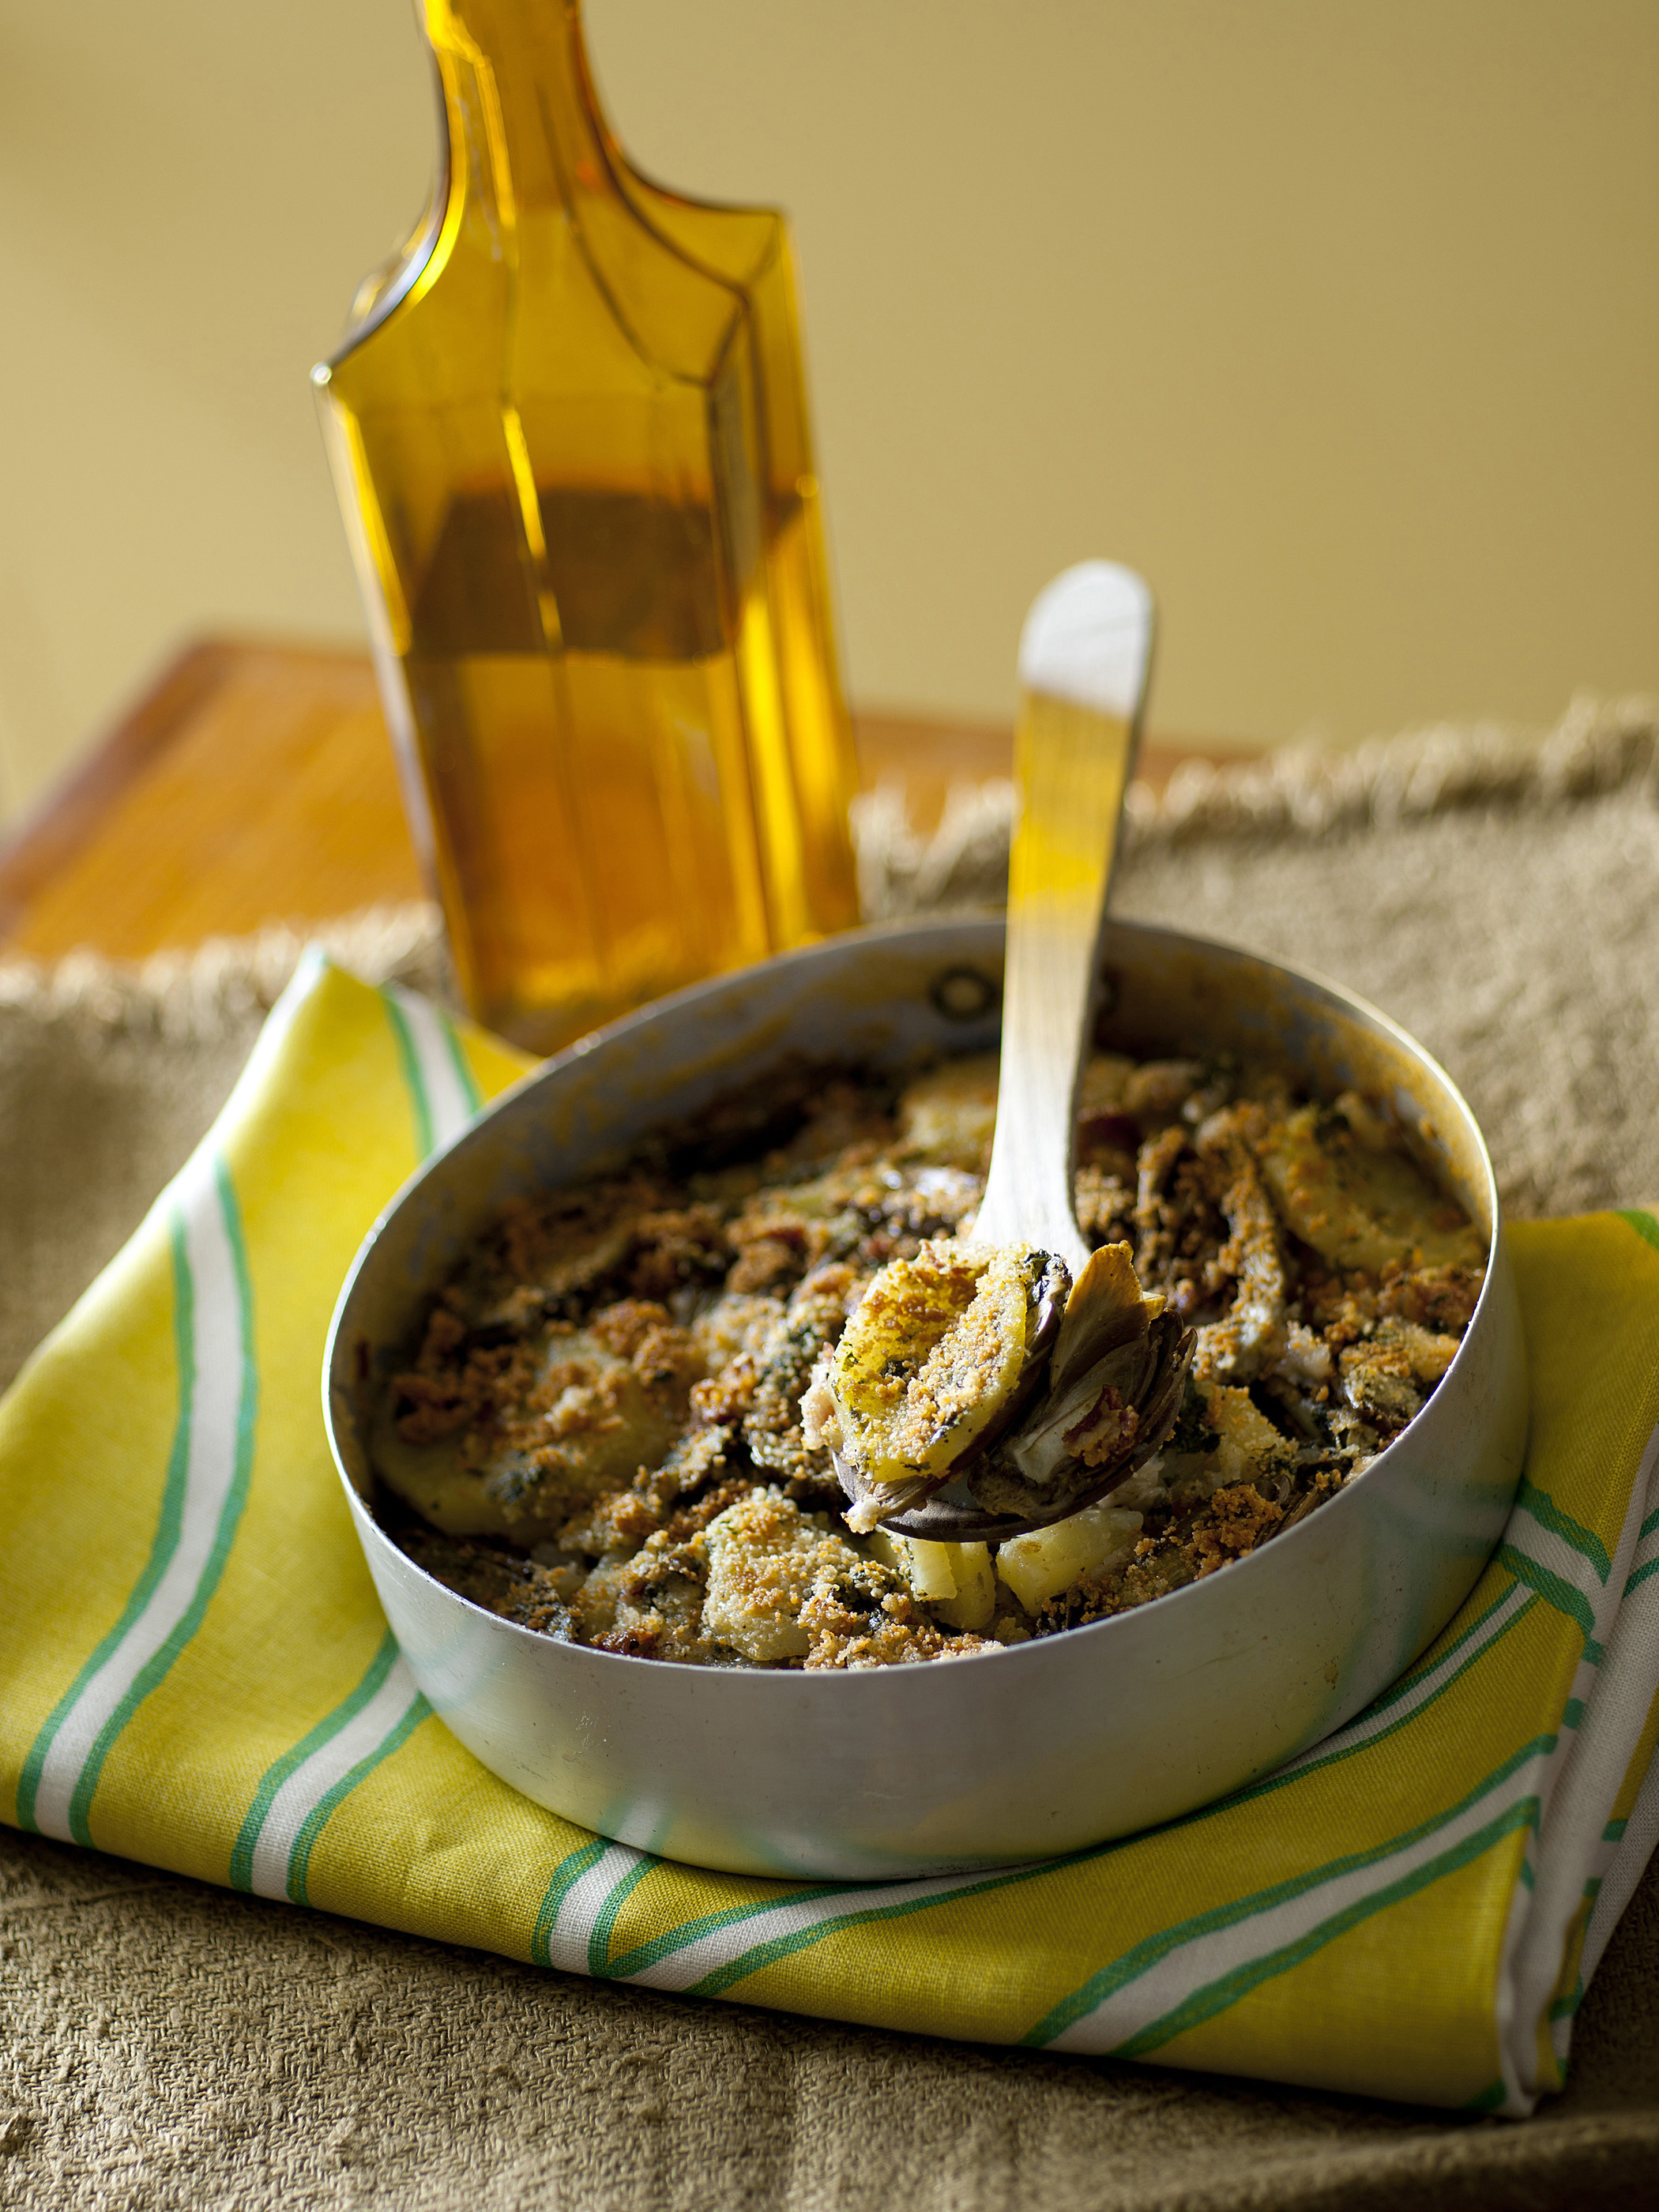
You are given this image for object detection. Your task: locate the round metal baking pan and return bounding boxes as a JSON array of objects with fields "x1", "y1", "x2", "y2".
[{"x1": 323, "y1": 917, "x2": 1528, "y2": 1880}]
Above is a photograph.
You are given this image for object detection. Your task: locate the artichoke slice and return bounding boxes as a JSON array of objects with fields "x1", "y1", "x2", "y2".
[
  {"x1": 1256, "y1": 1104, "x2": 1484, "y2": 1275},
  {"x1": 969, "y1": 1242, "x2": 1194, "y2": 1524}
]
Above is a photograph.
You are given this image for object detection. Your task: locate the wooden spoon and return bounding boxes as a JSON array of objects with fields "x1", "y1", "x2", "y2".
[{"x1": 830, "y1": 562, "x2": 1191, "y2": 1540}]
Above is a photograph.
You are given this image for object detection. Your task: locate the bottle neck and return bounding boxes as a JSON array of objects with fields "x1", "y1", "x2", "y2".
[{"x1": 423, "y1": 0, "x2": 619, "y2": 222}]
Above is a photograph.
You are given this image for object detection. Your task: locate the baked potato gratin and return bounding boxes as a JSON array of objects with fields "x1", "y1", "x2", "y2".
[{"x1": 377, "y1": 1052, "x2": 1484, "y2": 1668}]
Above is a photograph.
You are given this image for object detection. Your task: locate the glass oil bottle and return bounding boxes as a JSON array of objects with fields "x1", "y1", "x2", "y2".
[{"x1": 315, "y1": 0, "x2": 860, "y2": 1051}]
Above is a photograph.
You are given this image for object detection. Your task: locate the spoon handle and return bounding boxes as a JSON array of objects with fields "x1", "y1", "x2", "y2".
[{"x1": 971, "y1": 564, "x2": 1156, "y2": 1270}]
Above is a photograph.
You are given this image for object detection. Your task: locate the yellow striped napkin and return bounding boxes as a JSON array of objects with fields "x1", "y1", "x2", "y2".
[{"x1": 4, "y1": 953, "x2": 1658, "y2": 2116}]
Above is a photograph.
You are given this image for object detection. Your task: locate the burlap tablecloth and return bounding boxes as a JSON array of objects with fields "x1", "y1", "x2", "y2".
[{"x1": 5, "y1": 702, "x2": 1659, "y2": 2208}]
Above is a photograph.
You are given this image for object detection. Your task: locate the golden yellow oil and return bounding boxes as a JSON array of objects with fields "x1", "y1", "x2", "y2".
[{"x1": 317, "y1": 1, "x2": 860, "y2": 1053}]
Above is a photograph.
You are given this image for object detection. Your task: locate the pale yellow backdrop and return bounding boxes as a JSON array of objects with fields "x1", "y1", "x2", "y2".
[{"x1": 1, "y1": 1, "x2": 1654, "y2": 822}]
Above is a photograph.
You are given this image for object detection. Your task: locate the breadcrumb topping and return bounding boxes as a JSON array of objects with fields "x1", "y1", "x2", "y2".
[{"x1": 378, "y1": 1051, "x2": 1484, "y2": 1666}]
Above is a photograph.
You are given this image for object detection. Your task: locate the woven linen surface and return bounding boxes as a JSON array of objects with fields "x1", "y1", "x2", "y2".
[
  {"x1": 3, "y1": 943, "x2": 1658, "y2": 2121},
  {"x1": 6, "y1": 705, "x2": 1659, "y2": 2209}
]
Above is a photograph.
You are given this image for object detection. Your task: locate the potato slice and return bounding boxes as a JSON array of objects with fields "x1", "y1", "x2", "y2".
[
  {"x1": 868, "y1": 1530, "x2": 996, "y2": 1633},
  {"x1": 1257, "y1": 1104, "x2": 1483, "y2": 1274},
  {"x1": 896, "y1": 1054, "x2": 1001, "y2": 1168},
  {"x1": 897, "y1": 1051, "x2": 1137, "y2": 1170},
  {"x1": 375, "y1": 1315, "x2": 695, "y2": 1545},
  {"x1": 702, "y1": 1490, "x2": 823, "y2": 1663},
  {"x1": 702, "y1": 1490, "x2": 913, "y2": 1664},
  {"x1": 822, "y1": 1241, "x2": 1044, "y2": 1489},
  {"x1": 996, "y1": 1504, "x2": 1144, "y2": 1613},
  {"x1": 931, "y1": 1542, "x2": 996, "y2": 1633},
  {"x1": 1157, "y1": 1379, "x2": 1296, "y2": 1502}
]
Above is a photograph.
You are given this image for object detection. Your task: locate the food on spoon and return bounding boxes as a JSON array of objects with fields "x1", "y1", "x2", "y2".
[
  {"x1": 378, "y1": 1052, "x2": 1485, "y2": 1668},
  {"x1": 801, "y1": 1240, "x2": 1068, "y2": 1525},
  {"x1": 812, "y1": 1227, "x2": 1198, "y2": 1529}
]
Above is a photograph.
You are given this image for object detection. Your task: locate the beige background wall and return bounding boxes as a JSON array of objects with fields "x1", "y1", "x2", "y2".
[{"x1": 1, "y1": 0, "x2": 1654, "y2": 824}]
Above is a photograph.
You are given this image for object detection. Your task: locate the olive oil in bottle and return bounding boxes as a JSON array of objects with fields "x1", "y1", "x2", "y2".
[{"x1": 316, "y1": 0, "x2": 859, "y2": 1051}]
